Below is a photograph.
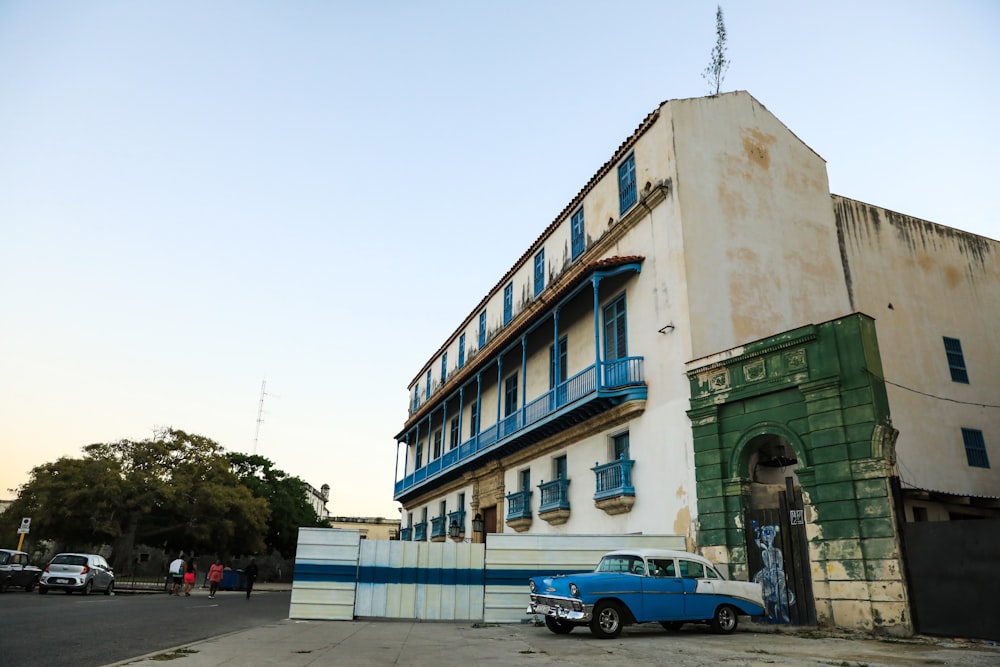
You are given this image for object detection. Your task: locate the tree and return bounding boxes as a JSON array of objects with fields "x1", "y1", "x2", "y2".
[
  {"x1": 4, "y1": 429, "x2": 270, "y2": 573},
  {"x1": 228, "y1": 453, "x2": 324, "y2": 558},
  {"x1": 702, "y1": 5, "x2": 731, "y2": 95}
]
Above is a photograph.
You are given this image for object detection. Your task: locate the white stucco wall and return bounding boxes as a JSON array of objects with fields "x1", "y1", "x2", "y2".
[{"x1": 834, "y1": 197, "x2": 1000, "y2": 497}]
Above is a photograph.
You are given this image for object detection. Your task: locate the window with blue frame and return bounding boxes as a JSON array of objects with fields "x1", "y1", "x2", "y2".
[
  {"x1": 554, "y1": 455, "x2": 567, "y2": 480},
  {"x1": 520, "y1": 468, "x2": 531, "y2": 491},
  {"x1": 534, "y1": 249, "x2": 545, "y2": 296},
  {"x1": 603, "y1": 294, "x2": 628, "y2": 360},
  {"x1": 549, "y1": 336, "x2": 568, "y2": 389},
  {"x1": 943, "y1": 337, "x2": 969, "y2": 383},
  {"x1": 612, "y1": 431, "x2": 630, "y2": 460},
  {"x1": 469, "y1": 400, "x2": 479, "y2": 438},
  {"x1": 425, "y1": 370, "x2": 431, "y2": 399},
  {"x1": 962, "y1": 428, "x2": 990, "y2": 468},
  {"x1": 433, "y1": 430, "x2": 442, "y2": 459},
  {"x1": 504, "y1": 372, "x2": 518, "y2": 416},
  {"x1": 415, "y1": 442, "x2": 423, "y2": 469},
  {"x1": 458, "y1": 333, "x2": 465, "y2": 368},
  {"x1": 503, "y1": 282, "x2": 513, "y2": 325},
  {"x1": 441, "y1": 353, "x2": 447, "y2": 383},
  {"x1": 618, "y1": 152, "x2": 637, "y2": 214},
  {"x1": 478, "y1": 311, "x2": 487, "y2": 347},
  {"x1": 571, "y1": 207, "x2": 585, "y2": 260},
  {"x1": 412, "y1": 388, "x2": 418, "y2": 412},
  {"x1": 449, "y1": 417, "x2": 459, "y2": 450}
]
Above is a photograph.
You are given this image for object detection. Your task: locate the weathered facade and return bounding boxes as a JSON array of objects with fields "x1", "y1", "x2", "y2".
[{"x1": 391, "y1": 91, "x2": 999, "y2": 635}]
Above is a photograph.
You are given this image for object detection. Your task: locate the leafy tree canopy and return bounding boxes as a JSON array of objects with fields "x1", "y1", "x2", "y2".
[
  {"x1": 4, "y1": 429, "x2": 270, "y2": 572},
  {"x1": 228, "y1": 452, "x2": 324, "y2": 558}
]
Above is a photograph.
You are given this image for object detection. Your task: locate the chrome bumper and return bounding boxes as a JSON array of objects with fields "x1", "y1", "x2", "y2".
[{"x1": 527, "y1": 596, "x2": 591, "y2": 622}]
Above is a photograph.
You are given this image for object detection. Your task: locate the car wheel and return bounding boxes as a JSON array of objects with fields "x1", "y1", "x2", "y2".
[
  {"x1": 25, "y1": 578, "x2": 37, "y2": 593},
  {"x1": 105, "y1": 580, "x2": 114, "y2": 596},
  {"x1": 544, "y1": 616, "x2": 575, "y2": 634},
  {"x1": 82, "y1": 580, "x2": 93, "y2": 596},
  {"x1": 589, "y1": 600, "x2": 625, "y2": 639},
  {"x1": 711, "y1": 604, "x2": 739, "y2": 634},
  {"x1": 660, "y1": 621, "x2": 684, "y2": 631},
  {"x1": 38, "y1": 586, "x2": 48, "y2": 595}
]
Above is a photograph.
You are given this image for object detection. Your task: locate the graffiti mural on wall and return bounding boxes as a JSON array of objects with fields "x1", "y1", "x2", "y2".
[{"x1": 751, "y1": 520, "x2": 795, "y2": 623}]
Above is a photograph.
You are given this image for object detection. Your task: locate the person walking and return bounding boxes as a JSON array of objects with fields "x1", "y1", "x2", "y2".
[
  {"x1": 207, "y1": 558, "x2": 224, "y2": 599},
  {"x1": 168, "y1": 553, "x2": 186, "y2": 596},
  {"x1": 183, "y1": 554, "x2": 198, "y2": 596},
  {"x1": 243, "y1": 559, "x2": 259, "y2": 600}
]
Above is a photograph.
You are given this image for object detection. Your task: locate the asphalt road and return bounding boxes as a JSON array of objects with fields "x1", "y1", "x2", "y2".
[{"x1": 0, "y1": 586, "x2": 290, "y2": 667}]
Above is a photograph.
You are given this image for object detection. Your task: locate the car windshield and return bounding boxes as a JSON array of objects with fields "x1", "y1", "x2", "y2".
[{"x1": 52, "y1": 555, "x2": 88, "y2": 566}]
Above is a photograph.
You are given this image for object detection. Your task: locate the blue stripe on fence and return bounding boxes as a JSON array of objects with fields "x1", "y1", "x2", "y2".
[{"x1": 294, "y1": 562, "x2": 591, "y2": 587}]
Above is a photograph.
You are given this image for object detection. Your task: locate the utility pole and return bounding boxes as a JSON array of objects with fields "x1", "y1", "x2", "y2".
[{"x1": 253, "y1": 379, "x2": 267, "y2": 455}]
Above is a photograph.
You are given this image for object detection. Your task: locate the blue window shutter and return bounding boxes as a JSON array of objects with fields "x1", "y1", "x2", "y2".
[
  {"x1": 943, "y1": 337, "x2": 969, "y2": 383},
  {"x1": 503, "y1": 283, "x2": 513, "y2": 325},
  {"x1": 603, "y1": 294, "x2": 628, "y2": 360},
  {"x1": 441, "y1": 353, "x2": 447, "y2": 382},
  {"x1": 458, "y1": 333, "x2": 465, "y2": 367},
  {"x1": 571, "y1": 208, "x2": 584, "y2": 260},
  {"x1": 618, "y1": 153, "x2": 637, "y2": 214},
  {"x1": 479, "y1": 311, "x2": 487, "y2": 347},
  {"x1": 534, "y1": 250, "x2": 545, "y2": 296},
  {"x1": 425, "y1": 370, "x2": 431, "y2": 399},
  {"x1": 962, "y1": 428, "x2": 990, "y2": 468}
]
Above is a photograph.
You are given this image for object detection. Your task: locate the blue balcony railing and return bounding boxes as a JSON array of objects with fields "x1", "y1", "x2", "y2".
[
  {"x1": 396, "y1": 357, "x2": 644, "y2": 497},
  {"x1": 414, "y1": 521, "x2": 427, "y2": 541},
  {"x1": 446, "y1": 509, "x2": 466, "y2": 537},
  {"x1": 538, "y1": 478, "x2": 571, "y2": 513},
  {"x1": 592, "y1": 456, "x2": 635, "y2": 501},
  {"x1": 430, "y1": 515, "x2": 447, "y2": 539},
  {"x1": 400, "y1": 527, "x2": 412, "y2": 541},
  {"x1": 505, "y1": 489, "x2": 532, "y2": 520}
]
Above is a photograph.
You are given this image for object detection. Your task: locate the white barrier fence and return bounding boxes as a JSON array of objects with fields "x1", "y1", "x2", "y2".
[{"x1": 290, "y1": 528, "x2": 684, "y2": 622}]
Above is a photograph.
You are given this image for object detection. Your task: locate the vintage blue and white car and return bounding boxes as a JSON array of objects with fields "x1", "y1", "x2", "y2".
[{"x1": 527, "y1": 548, "x2": 765, "y2": 638}]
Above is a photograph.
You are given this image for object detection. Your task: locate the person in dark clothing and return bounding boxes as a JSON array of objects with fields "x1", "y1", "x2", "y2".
[{"x1": 244, "y1": 559, "x2": 259, "y2": 600}]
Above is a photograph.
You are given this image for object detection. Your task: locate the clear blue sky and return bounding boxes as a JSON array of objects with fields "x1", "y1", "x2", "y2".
[{"x1": 2, "y1": 1, "x2": 997, "y2": 517}]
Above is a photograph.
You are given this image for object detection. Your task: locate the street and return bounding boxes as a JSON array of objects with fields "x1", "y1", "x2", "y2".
[{"x1": 0, "y1": 587, "x2": 289, "y2": 667}]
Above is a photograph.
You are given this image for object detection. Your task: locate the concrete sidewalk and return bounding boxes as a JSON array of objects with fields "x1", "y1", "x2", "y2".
[{"x1": 111, "y1": 614, "x2": 998, "y2": 667}]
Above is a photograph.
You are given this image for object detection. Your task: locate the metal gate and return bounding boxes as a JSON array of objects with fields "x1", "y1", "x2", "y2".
[
  {"x1": 902, "y1": 519, "x2": 1000, "y2": 640},
  {"x1": 744, "y1": 477, "x2": 816, "y2": 626}
]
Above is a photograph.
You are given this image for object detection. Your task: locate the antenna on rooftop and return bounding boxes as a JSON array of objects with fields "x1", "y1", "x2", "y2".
[{"x1": 253, "y1": 379, "x2": 267, "y2": 455}]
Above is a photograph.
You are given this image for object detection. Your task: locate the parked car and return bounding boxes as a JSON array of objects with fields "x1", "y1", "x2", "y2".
[
  {"x1": 527, "y1": 548, "x2": 765, "y2": 639},
  {"x1": 0, "y1": 548, "x2": 42, "y2": 593},
  {"x1": 38, "y1": 553, "x2": 115, "y2": 595}
]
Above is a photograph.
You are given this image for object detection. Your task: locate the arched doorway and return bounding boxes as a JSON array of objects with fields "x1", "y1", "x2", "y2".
[{"x1": 742, "y1": 433, "x2": 816, "y2": 626}]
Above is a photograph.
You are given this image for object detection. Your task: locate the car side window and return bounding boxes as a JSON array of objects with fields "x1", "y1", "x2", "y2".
[
  {"x1": 679, "y1": 560, "x2": 706, "y2": 579},
  {"x1": 632, "y1": 560, "x2": 646, "y2": 575},
  {"x1": 649, "y1": 558, "x2": 676, "y2": 577}
]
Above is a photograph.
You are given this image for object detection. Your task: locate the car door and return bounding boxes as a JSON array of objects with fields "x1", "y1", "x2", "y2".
[
  {"x1": 678, "y1": 559, "x2": 715, "y2": 620},
  {"x1": 640, "y1": 558, "x2": 686, "y2": 621}
]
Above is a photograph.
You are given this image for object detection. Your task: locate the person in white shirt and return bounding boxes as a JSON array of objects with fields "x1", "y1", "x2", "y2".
[{"x1": 168, "y1": 554, "x2": 186, "y2": 596}]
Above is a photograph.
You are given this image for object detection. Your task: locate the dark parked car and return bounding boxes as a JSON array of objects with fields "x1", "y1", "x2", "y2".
[
  {"x1": 0, "y1": 548, "x2": 42, "y2": 592},
  {"x1": 39, "y1": 553, "x2": 115, "y2": 595},
  {"x1": 528, "y1": 548, "x2": 765, "y2": 638}
]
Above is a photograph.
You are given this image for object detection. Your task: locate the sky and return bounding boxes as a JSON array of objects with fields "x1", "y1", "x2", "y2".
[{"x1": 1, "y1": 1, "x2": 997, "y2": 518}]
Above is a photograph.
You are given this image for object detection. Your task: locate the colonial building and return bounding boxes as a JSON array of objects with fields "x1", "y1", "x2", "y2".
[{"x1": 391, "y1": 91, "x2": 999, "y2": 634}]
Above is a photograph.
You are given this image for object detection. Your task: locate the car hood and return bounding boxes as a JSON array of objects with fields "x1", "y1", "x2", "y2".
[{"x1": 533, "y1": 571, "x2": 634, "y2": 596}]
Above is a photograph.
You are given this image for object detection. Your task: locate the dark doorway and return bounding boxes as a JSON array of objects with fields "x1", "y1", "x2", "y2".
[
  {"x1": 482, "y1": 505, "x2": 497, "y2": 544},
  {"x1": 745, "y1": 474, "x2": 817, "y2": 626}
]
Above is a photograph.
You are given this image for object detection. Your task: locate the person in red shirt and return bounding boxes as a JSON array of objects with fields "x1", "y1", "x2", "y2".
[{"x1": 207, "y1": 558, "x2": 225, "y2": 599}]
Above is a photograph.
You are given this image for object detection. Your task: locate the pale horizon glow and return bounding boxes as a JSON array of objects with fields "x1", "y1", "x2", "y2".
[{"x1": 2, "y1": 1, "x2": 997, "y2": 518}]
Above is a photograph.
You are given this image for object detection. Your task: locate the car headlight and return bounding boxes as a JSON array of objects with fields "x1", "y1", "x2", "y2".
[
  {"x1": 569, "y1": 583, "x2": 579, "y2": 598},
  {"x1": 528, "y1": 580, "x2": 536, "y2": 593}
]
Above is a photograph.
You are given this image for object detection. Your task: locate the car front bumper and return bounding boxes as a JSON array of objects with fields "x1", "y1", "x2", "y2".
[{"x1": 527, "y1": 595, "x2": 592, "y2": 622}]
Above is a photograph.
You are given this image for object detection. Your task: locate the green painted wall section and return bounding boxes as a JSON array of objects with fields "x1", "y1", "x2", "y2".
[{"x1": 687, "y1": 314, "x2": 908, "y2": 631}]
